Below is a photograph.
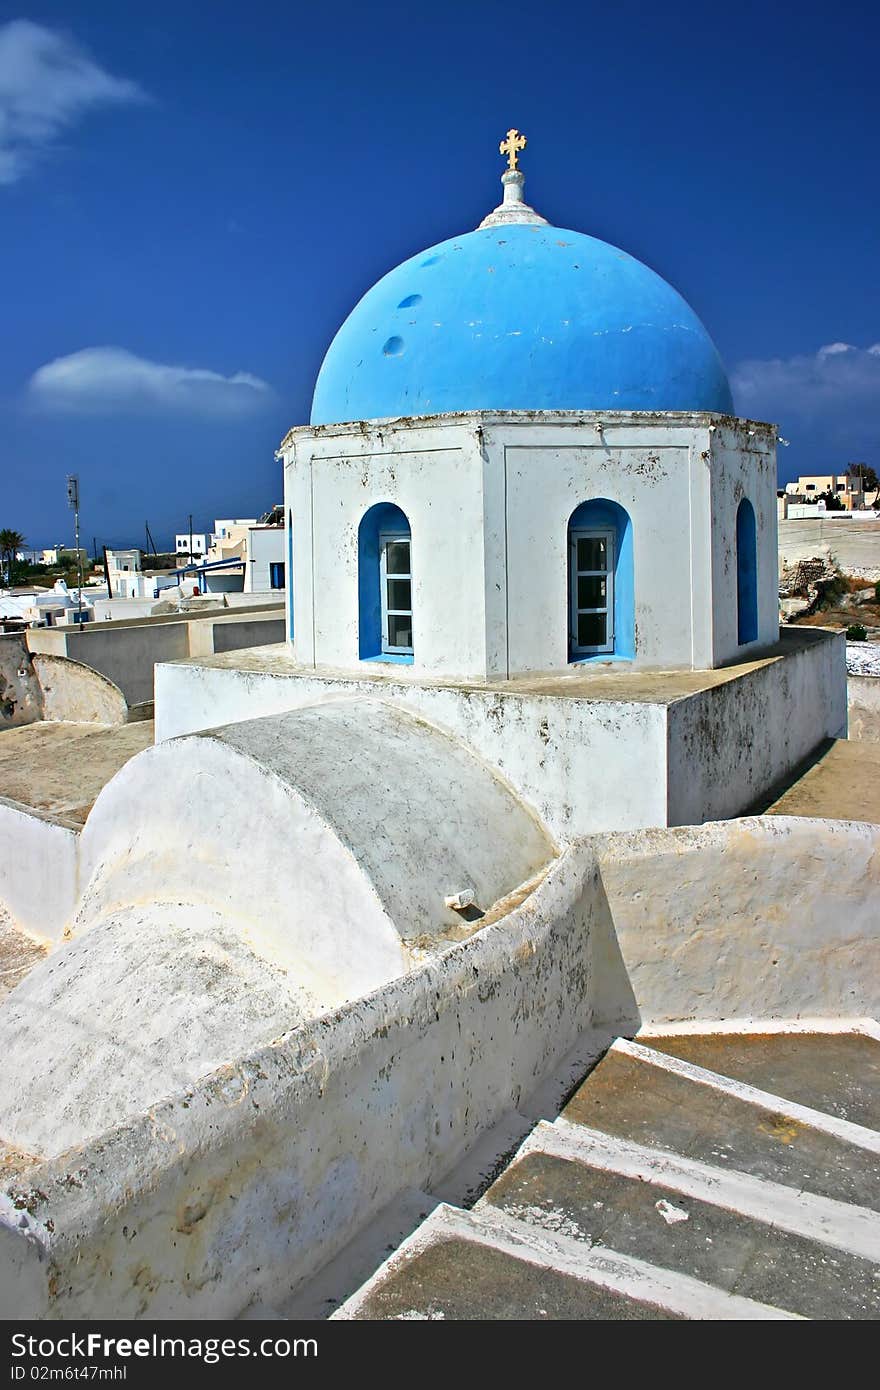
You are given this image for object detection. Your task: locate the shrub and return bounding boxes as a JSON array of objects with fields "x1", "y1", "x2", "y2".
[{"x1": 846, "y1": 623, "x2": 868, "y2": 641}]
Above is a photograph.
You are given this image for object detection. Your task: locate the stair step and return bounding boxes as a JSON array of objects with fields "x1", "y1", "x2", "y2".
[
  {"x1": 563, "y1": 1044, "x2": 880, "y2": 1209},
  {"x1": 481, "y1": 1134, "x2": 880, "y2": 1320},
  {"x1": 333, "y1": 1203, "x2": 796, "y2": 1321},
  {"x1": 615, "y1": 1037, "x2": 880, "y2": 1152},
  {"x1": 637, "y1": 1030, "x2": 880, "y2": 1131}
]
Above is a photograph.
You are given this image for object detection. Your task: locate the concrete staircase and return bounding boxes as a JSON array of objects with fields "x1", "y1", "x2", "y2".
[{"x1": 333, "y1": 1028, "x2": 880, "y2": 1319}]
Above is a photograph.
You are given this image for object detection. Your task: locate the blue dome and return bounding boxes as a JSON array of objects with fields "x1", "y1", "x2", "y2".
[{"x1": 311, "y1": 222, "x2": 734, "y2": 424}]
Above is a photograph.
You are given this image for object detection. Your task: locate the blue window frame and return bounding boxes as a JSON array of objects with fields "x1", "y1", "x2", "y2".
[
  {"x1": 358, "y1": 503, "x2": 413, "y2": 662},
  {"x1": 736, "y1": 498, "x2": 758, "y2": 644},
  {"x1": 567, "y1": 499, "x2": 634, "y2": 662}
]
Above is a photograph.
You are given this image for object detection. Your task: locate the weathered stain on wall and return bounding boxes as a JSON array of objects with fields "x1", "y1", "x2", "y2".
[
  {"x1": 0, "y1": 635, "x2": 42, "y2": 729},
  {"x1": 848, "y1": 675, "x2": 880, "y2": 742},
  {"x1": 31, "y1": 655, "x2": 127, "y2": 726}
]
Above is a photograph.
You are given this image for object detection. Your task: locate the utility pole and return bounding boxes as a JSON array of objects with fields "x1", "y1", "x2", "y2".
[
  {"x1": 66, "y1": 474, "x2": 83, "y2": 627},
  {"x1": 189, "y1": 512, "x2": 194, "y2": 565}
]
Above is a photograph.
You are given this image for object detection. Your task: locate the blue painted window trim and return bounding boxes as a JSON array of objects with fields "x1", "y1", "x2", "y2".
[
  {"x1": 567, "y1": 499, "x2": 635, "y2": 662},
  {"x1": 736, "y1": 497, "x2": 758, "y2": 644},
  {"x1": 362, "y1": 652, "x2": 414, "y2": 666},
  {"x1": 286, "y1": 510, "x2": 295, "y2": 640},
  {"x1": 358, "y1": 502, "x2": 413, "y2": 661}
]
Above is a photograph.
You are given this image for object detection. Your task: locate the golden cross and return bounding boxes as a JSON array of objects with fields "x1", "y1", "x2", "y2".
[{"x1": 499, "y1": 128, "x2": 527, "y2": 171}]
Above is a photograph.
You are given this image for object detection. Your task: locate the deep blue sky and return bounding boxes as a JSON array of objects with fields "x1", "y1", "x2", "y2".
[{"x1": 1, "y1": 0, "x2": 877, "y2": 549}]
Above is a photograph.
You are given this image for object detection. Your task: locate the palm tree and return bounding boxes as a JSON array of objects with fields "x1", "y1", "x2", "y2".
[{"x1": 0, "y1": 529, "x2": 26, "y2": 588}]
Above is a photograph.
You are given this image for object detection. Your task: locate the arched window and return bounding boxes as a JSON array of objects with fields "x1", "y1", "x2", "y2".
[
  {"x1": 358, "y1": 503, "x2": 413, "y2": 662},
  {"x1": 736, "y1": 497, "x2": 758, "y2": 644},
  {"x1": 567, "y1": 499, "x2": 634, "y2": 661}
]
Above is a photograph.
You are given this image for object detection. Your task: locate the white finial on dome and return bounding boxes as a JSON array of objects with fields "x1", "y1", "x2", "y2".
[{"x1": 478, "y1": 127, "x2": 549, "y2": 229}]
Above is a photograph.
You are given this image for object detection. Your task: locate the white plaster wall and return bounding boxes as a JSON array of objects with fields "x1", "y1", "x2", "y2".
[
  {"x1": 154, "y1": 661, "x2": 670, "y2": 835},
  {"x1": 0, "y1": 799, "x2": 79, "y2": 943},
  {"x1": 92, "y1": 598, "x2": 159, "y2": 621},
  {"x1": 27, "y1": 611, "x2": 286, "y2": 705},
  {"x1": 289, "y1": 426, "x2": 489, "y2": 679},
  {"x1": 1, "y1": 809, "x2": 877, "y2": 1318},
  {"x1": 497, "y1": 426, "x2": 695, "y2": 671},
  {"x1": 28, "y1": 623, "x2": 189, "y2": 705},
  {"x1": 594, "y1": 816, "x2": 880, "y2": 1024},
  {"x1": 247, "y1": 527, "x2": 285, "y2": 593},
  {"x1": 709, "y1": 421, "x2": 779, "y2": 663},
  {"x1": 666, "y1": 628, "x2": 847, "y2": 824},
  {"x1": 0, "y1": 903, "x2": 320, "y2": 1159},
  {"x1": 77, "y1": 734, "x2": 403, "y2": 1008},
  {"x1": 155, "y1": 628, "x2": 843, "y2": 836},
  {"x1": 76, "y1": 701, "x2": 551, "y2": 996},
  {"x1": 847, "y1": 675, "x2": 880, "y2": 742},
  {"x1": 0, "y1": 846, "x2": 602, "y2": 1319},
  {"x1": 31, "y1": 654, "x2": 127, "y2": 725}
]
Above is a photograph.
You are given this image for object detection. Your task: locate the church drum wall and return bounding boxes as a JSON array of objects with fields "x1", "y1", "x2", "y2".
[
  {"x1": 502, "y1": 435, "x2": 694, "y2": 672},
  {"x1": 709, "y1": 422, "x2": 779, "y2": 664},
  {"x1": 288, "y1": 429, "x2": 490, "y2": 680},
  {"x1": 285, "y1": 414, "x2": 779, "y2": 679}
]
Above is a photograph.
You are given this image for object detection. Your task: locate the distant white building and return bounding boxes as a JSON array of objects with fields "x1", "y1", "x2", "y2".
[
  {"x1": 246, "y1": 512, "x2": 286, "y2": 593},
  {"x1": 37, "y1": 547, "x2": 88, "y2": 567},
  {"x1": 208, "y1": 519, "x2": 256, "y2": 561},
  {"x1": 784, "y1": 473, "x2": 868, "y2": 509},
  {"x1": 104, "y1": 548, "x2": 141, "y2": 598},
  {"x1": 103, "y1": 548, "x2": 177, "y2": 602},
  {"x1": 174, "y1": 532, "x2": 208, "y2": 560}
]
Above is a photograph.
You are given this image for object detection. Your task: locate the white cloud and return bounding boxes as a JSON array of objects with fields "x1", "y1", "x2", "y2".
[
  {"x1": 817, "y1": 341, "x2": 854, "y2": 357},
  {"x1": 730, "y1": 341, "x2": 880, "y2": 470},
  {"x1": 28, "y1": 347, "x2": 274, "y2": 417},
  {"x1": 0, "y1": 20, "x2": 146, "y2": 184},
  {"x1": 732, "y1": 342, "x2": 880, "y2": 427}
]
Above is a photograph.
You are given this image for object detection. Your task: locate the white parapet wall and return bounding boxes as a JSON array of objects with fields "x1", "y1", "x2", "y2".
[
  {"x1": 593, "y1": 816, "x2": 880, "y2": 1025},
  {"x1": 0, "y1": 799, "x2": 79, "y2": 944},
  {"x1": 27, "y1": 609, "x2": 285, "y2": 706},
  {"x1": 0, "y1": 845, "x2": 600, "y2": 1319},
  {"x1": 848, "y1": 675, "x2": 880, "y2": 742},
  {"x1": 0, "y1": 812, "x2": 876, "y2": 1319},
  {"x1": 666, "y1": 626, "x2": 847, "y2": 823},
  {"x1": 154, "y1": 627, "x2": 845, "y2": 836},
  {"x1": 30, "y1": 654, "x2": 127, "y2": 726}
]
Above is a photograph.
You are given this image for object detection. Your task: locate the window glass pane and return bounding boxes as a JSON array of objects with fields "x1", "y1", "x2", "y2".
[
  {"x1": 576, "y1": 536, "x2": 607, "y2": 572},
  {"x1": 578, "y1": 612, "x2": 606, "y2": 647},
  {"x1": 578, "y1": 575, "x2": 607, "y2": 608},
  {"x1": 386, "y1": 578, "x2": 411, "y2": 612},
  {"x1": 385, "y1": 540, "x2": 410, "y2": 575},
  {"x1": 387, "y1": 613, "x2": 412, "y2": 649}
]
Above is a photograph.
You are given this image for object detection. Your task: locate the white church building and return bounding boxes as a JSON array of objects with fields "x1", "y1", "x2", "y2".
[
  {"x1": 0, "y1": 134, "x2": 861, "y2": 1322},
  {"x1": 156, "y1": 139, "x2": 840, "y2": 832}
]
